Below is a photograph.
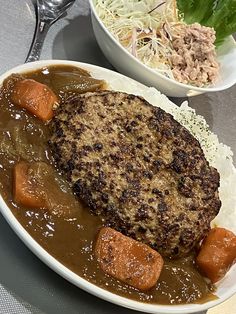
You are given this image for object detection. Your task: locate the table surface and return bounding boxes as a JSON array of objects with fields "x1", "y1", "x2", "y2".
[{"x1": 0, "y1": 1, "x2": 235, "y2": 313}]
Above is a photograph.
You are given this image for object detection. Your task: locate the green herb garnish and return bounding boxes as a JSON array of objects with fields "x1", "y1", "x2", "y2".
[{"x1": 177, "y1": 0, "x2": 236, "y2": 46}]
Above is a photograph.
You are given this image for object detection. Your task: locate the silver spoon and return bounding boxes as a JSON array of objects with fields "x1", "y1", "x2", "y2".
[{"x1": 25, "y1": 0, "x2": 76, "y2": 63}]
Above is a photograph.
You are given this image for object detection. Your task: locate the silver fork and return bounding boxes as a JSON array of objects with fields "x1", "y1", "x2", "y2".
[{"x1": 25, "y1": 0, "x2": 76, "y2": 63}]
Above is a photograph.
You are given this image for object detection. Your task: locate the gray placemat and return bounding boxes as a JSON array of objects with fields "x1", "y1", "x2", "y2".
[
  {"x1": 0, "y1": 284, "x2": 44, "y2": 314},
  {"x1": 0, "y1": 0, "x2": 234, "y2": 313}
]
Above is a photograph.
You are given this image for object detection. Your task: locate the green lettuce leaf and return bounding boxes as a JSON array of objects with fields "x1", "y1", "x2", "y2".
[{"x1": 177, "y1": 0, "x2": 236, "y2": 46}]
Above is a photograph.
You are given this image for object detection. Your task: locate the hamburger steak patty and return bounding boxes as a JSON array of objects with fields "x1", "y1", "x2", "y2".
[{"x1": 49, "y1": 91, "x2": 221, "y2": 257}]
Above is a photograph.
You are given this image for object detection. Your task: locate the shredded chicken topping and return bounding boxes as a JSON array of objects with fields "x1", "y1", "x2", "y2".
[{"x1": 170, "y1": 23, "x2": 219, "y2": 87}]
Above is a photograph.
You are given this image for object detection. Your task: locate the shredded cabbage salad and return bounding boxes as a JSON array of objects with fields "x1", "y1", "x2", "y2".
[
  {"x1": 95, "y1": 0, "x2": 222, "y2": 87},
  {"x1": 95, "y1": 0, "x2": 183, "y2": 79}
]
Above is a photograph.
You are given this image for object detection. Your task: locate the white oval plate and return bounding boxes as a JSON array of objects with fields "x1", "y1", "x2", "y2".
[{"x1": 0, "y1": 60, "x2": 235, "y2": 314}]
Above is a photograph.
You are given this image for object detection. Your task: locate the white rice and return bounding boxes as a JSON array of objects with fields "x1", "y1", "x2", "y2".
[{"x1": 92, "y1": 70, "x2": 236, "y2": 234}]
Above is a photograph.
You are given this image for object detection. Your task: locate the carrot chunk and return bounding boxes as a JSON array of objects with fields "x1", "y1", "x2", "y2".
[
  {"x1": 13, "y1": 162, "x2": 46, "y2": 208},
  {"x1": 196, "y1": 227, "x2": 236, "y2": 283},
  {"x1": 11, "y1": 79, "x2": 58, "y2": 121},
  {"x1": 95, "y1": 227, "x2": 164, "y2": 291}
]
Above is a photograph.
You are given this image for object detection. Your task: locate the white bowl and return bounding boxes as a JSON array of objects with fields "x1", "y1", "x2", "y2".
[
  {"x1": 0, "y1": 60, "x2": 235, "y2": 314},
  {"x1": 89, "y1": 0, "x2": 236, "y2": 97}
]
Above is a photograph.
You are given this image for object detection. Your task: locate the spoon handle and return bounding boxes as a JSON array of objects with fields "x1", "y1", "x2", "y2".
[{"x1": 25, "y1": 19, "x2": 51, "y2": 63}]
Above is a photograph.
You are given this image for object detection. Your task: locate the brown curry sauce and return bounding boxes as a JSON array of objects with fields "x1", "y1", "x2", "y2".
[{"x1": 0, "y1": 65, "x2": 217, "y2": 305}]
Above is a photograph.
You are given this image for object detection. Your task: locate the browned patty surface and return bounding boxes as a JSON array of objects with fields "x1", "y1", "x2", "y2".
[{"x1": 49, "y1": 91, "x2": 221, "y2": 257}]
